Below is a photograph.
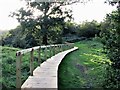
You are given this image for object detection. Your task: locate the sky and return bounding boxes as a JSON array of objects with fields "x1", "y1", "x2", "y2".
[{"x1": 0, "y1": 0, "x2": 117, "y2": 31}]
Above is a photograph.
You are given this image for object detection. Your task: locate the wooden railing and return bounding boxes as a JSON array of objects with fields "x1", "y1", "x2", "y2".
[{"x1": 16, "y1": 43, "x2": 74, "y2": 88}]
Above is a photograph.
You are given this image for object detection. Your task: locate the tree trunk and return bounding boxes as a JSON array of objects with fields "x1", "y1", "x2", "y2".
[{"x1": 42, "y1": 34, "x2": 48, "y2": 45}]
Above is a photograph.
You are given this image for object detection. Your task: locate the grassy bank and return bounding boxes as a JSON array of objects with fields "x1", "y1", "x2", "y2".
[
  {"x1": 58, "y1": 40, "x2": 110, "y2": 88},
  {"x1": 1, "y1": 46, "x2": 20, "y2": 88}
]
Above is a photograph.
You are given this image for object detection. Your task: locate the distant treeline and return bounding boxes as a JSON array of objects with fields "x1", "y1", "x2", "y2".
[{"x1": 0, "y1": 20, "x2": 101, "y2": 49}]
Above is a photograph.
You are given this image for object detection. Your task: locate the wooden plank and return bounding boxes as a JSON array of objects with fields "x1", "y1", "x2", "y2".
[
  {"x1": 30, "y1": 49, "x2": 34, "y2": 76},
  {"x1": 16, "y1": 52, "x2": 22, "y2": 88},
  {"x1": 16, "y1": 46, "x2": 40, "y2": 55},
  {"x1": 44, "y1": 46, "x2": 47, "y2": 60},
  {"x1": 21, "y1": 47, "x2": 78, "y2": 89},
  {"x1": 38, "y1": 47, "x2": 41, "y2": 65},
  {"x1": 16, "y1": 44, "x2": 74, "y2": 55},
  {"x1": 49, "y1": 46, "x2": 52, "y2": 57}
]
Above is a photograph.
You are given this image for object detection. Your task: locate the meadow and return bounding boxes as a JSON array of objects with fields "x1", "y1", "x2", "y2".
[{"x1": 58, "y1": 40, "x2": 111, "y2": 88}]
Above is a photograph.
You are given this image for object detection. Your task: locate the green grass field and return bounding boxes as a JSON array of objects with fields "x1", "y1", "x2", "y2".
[{"x1": 58, "y1": 40, "x2": 111, "y2": 89}]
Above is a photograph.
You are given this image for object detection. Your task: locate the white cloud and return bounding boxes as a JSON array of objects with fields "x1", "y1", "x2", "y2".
[
  {"x1": 0, "y1": 0, "x2": 117, "y2": 30},
  {"x1": 0, "y1": 0, "x2": 26, "y2": 30},
  {"x1": 72, "y1": 0, "x2": 116, "y2": 23}
]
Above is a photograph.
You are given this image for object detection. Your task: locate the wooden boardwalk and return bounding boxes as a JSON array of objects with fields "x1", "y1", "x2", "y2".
[{"x1": 21, "y1": 47, "x2": 78, "y2": 90}]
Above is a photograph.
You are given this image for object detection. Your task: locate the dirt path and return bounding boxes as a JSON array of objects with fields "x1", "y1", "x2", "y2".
[{"x1": 75, "y1": 63, "x2": 93, "y2": 88}]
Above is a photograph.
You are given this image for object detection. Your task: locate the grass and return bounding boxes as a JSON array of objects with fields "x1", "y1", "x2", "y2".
[
  {"x1": 1, "y1": 40, "x2": 111, "y2": 88},
  {"x1": 1, "y1": 46, "x2": 20, "y2": 88},
  {"x1": 58, "y1": 40, "x2": 110, "y2": 89},
  {"x1": 1, "y1": 46, "x2": 58, "y2": 88}
]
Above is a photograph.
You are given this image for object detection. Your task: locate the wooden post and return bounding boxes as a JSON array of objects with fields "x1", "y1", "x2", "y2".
[
  {"x1": 30, "y1": 48, "x2": 34, "y2": 76},
  {"x1": 45, "y1": 47, "x2": 47, "y2": 60},
  {"x1": 38, "y1": 47, "x2": 41, "y2": 65},
  {"x1": 60, "y1": 45, "x2": 62, "y2": 52},
  {"x1": 54, "y1": 46, "x2": 57, "y2": 54},
  {"x1": 67, "y1": 44, "x2": 69, "y2": 50},
  {"x1": 62, "y1": 45, "x2": 63, "y2": 51},
  {"x1": 64, "y1": 45, "x2": 65, "y2": 51},
  {"x1": 53, "y1": 45, "x2": 55, "y2": 55},
  {"x1": 48, "y1": 47, "x2": 50, "y2": 57},
  {"x1": 59, "y1": 45, "x2": 61, "y2": 52},
  {"x1": 16, "y1": 52, "x2": 22, "y2": 88},
  {"x1": 58, "y1": 45, "x2": 60, "y2": 53},
  {"x1": 65, "y1": 44, "x2": 67, "y2": 50},
  {"x1": 64, "y1": 45, "x2": 66, "y2": 51},
  {"x1": 56, "y1": 46, "x2": 58, "y2": 54},
  {"x1": 61, "y1": 45, "x2": 63, "y2": 51},
  {"x1": 49, "y1": 46, "x2": 52, "y2": 57}
]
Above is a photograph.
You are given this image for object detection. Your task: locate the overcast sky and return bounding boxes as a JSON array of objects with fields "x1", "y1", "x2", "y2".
[{"x1": 0, "y1": 0, "x2": 117, "y2": 31}]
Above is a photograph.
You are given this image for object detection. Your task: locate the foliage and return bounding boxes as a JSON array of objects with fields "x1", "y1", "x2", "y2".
[
  {"x1": 58, "y1": 40, "x2": 110, "y2": 88},
  {"x1": 100, "y1": 2, "x2": 120, "y2": 88},
  {"x1": 103, "y1": 66, "x2": 120, "y2": 88},
  {"x1": 100, "y1": 9, "x2": 120, "y2": 69},
  {"x1": 1, "y1": 46, "x2": 20, "y2": 88},
  {"x1": 62, "y1": 22, "x2": 78, "y2": 36},
  {"x1": 1, "y1": 20, "x2": 101, "y2": 48},
  {"x1": 62, "y1": 21, "x2": 101, "y2": 43},
  {"x1": 77, "y1": 20, "x2": 101, "y2": 38},
  {"x1": 11, "y1": 1, "x2": 75, "y2": 45},
  {"x1": 1, "y1": 26, "x2": 38, "y2": 48}
]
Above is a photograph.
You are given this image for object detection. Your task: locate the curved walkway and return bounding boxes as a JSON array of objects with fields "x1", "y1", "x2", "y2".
[{"x1": 21, "y1": 47, "x2": 78, "y2": 90}]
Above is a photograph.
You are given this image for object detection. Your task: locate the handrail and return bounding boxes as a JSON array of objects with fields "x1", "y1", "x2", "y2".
[{"x1": 16, "y1": 43, "x2": 74, "y2": 88}]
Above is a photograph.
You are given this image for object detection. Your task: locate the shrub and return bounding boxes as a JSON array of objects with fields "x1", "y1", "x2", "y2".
[{"x1": 77, "y1": 20, "x2": 100, "y2": 38}]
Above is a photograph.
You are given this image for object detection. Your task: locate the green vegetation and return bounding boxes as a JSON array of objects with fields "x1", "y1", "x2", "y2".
[
  {"x1": 1, "y1": 46, "x2": 20, "y2": 88},
  {"x1": 100, "y1": 2, "x2": 120, "y2": 88},
  {"x1": 1, "y1": 20, "x2": 101, "y2": 48},
  {"x1": 10, "y1": 1, "x2": 73, "y2": 45},
  {"x1": 58, "y1": 40, "x2": 110, "y2": 88},
  {"x1": 1, "y1": 0, "x2": 120, "y2": 89},
  {"x1": 1, "y1": 46, "x2": 54, "y2": 88}
]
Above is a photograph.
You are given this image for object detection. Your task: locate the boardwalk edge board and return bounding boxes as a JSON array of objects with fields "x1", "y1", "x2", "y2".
[{"x1": 21, "y1": 47, "x2": 78, "y2": 89}]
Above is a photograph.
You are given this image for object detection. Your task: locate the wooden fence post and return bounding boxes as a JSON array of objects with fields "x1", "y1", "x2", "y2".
[
  {"x1": 58, "y1": 45, "x2": 60, "y2": 53},
  {"x1": 48, "y1": 47, "x2": 51, "y2": 58},
  {"x1": 62, "y1": 44, "x2": 64, "y2": 51},
  {"x1": 45, "y1": 46, "x2": 47, "y2": 60},
  {"x1": 49, "y1": 46, "x2": 52, "y2": 57},
  {"x1": 16, "y1": 52, "x2": 22, "y2": 88},
  {"x1": 53, "y1": 46, "x2": 55, "y2": 55},
  {"x1": 30, "y1": 48, "x2": 34, "y2": 76},
  {"x1": 56, "y1": 46, "x2": 58, "y2": 54},
  {"x1": 64, "y1": 45, "x2": 66, "y2": 51},
  {"x1": 38, "y1": 47, "x2": 41, "y2": 65},
  {"x1": 61, "y1": 45, "x2": 63, "y2": 51}
]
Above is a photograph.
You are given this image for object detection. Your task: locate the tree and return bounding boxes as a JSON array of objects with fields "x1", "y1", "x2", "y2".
[
  {"x1": 1, "y1": 25, "x2": 38, "y2": 48},
  {"x1": 11, "y1": 1, "x2": 76, "y2": 45},
  {"x1": 62, "y1": 22, "x2": 78, "y2": 36},
  {"x1": 77, "y1": 20, "x2": 100, "y2": 38},
  {"x1": 11, "y1": 0, "x2": 91, "y2": 45}
]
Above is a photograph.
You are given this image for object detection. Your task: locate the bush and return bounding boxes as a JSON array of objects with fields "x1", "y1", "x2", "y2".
[
  {"x1": 100, "y1": 10, "x2": 120, "y2": 69},
  {"x1": 100, "y1": 9, "x2": 120, "y2": 88},
  {"x1": 77, "y1": 20, "x2": 101, "y2": 38},
  {"x1": 103, "y1": 65, "x2": 120, "y2": 88}
]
